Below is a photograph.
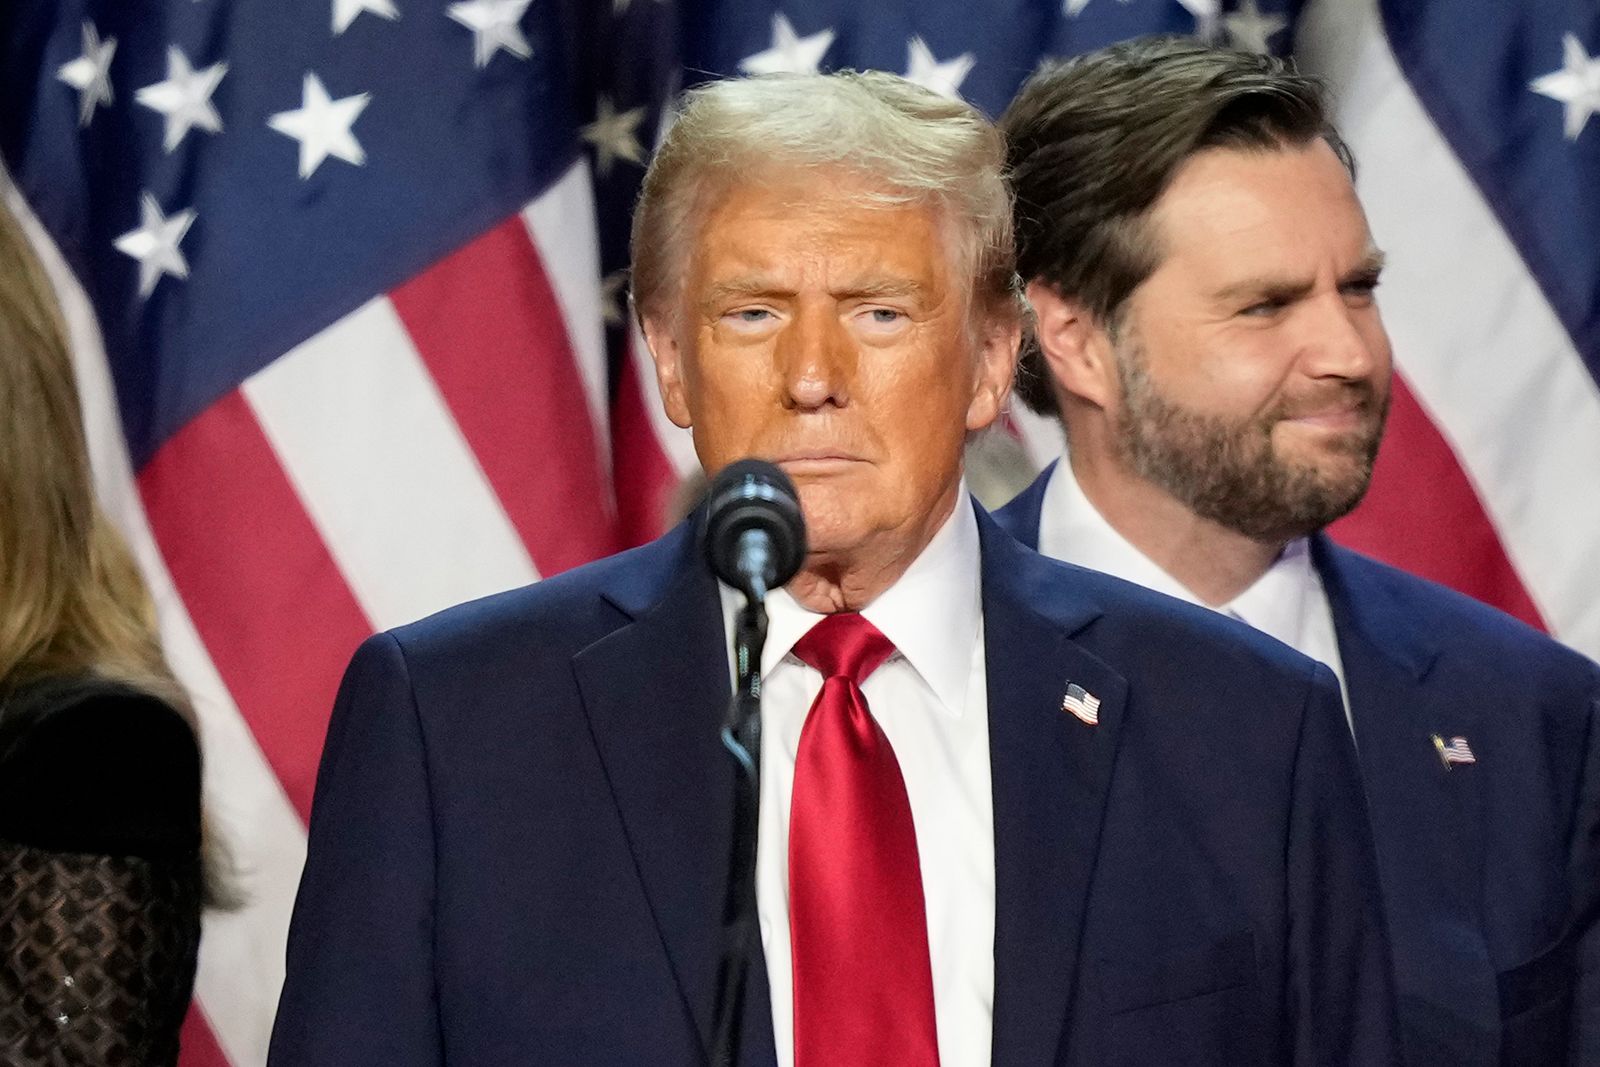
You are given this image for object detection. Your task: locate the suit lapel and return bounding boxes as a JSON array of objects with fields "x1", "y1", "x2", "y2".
[
  {"x1": 979, "y1": 512, "x2": 1128, "y2": 1067},
  {"x1": 1312, "y1": 537, "x2": 1464, "y2": 820},
  {"x1": 991, "y1": 460, "x2": 1054, "y2": 550},
  {"x1": 1314, "y1": 537, "x2": 1499, "y2": 1056},
  {"x1": 571, "y1": 521, "x2": 776, "y2": 1065}
]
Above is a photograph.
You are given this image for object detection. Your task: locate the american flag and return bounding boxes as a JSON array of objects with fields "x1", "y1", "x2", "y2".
[
  {"x1": 1, "y1": 0, "x2": 1593, "y2": 1063},
  {"x1": 1062, "y1": 681, "x2": 1102, "y2": 726},
  {"x1": 1432, "y1": 733, "x2": 1478, "y2": 768}
]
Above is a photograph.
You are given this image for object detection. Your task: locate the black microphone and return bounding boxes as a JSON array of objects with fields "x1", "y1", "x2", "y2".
[
  {"x1": 703, "y1": 459, "x2": 804, "y2": 1067},
  {"x1": 704, "y1": 459, "x2": 806, "y2": 602}
]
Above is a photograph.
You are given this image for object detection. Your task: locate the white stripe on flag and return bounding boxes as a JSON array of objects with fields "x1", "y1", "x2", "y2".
[
  {"x1": 629, "y1": 320, "x2": 702, "y2": 478},
  {"x1": 243, "y1": 297, "x2": 541, "y2": 632},
  {"x1": 1300, "y1": 0, "x2": 1600, "y2": 659},
  {"x1": 521, "y1": 160, "x2": 611, "y2": 469},
  {"x1": 151, "y1": 559, "x2": 307, "y2": 1067},
  {"x1": 5, "y1": 167, "x2": 303, "y2": 1067}
]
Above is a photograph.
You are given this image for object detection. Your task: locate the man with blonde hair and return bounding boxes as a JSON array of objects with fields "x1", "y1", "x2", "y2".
[{"x1": 270, "y1": 70, "x2": 1396, "y2": 1066}]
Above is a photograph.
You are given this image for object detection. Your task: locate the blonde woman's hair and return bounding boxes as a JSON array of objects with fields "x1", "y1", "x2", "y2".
[
  {"x1": 0, "y1": 204, "x2": 235, "y2": 904},
  {"x1": 630, "y1": 70, "x2": 1020, "y2": 327}
]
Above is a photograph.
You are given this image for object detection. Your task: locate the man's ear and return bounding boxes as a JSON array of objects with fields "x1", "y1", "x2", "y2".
[
  {"x1": 965, "y1": 311, "x2": 1022, "y2": 433},
  {"x1": 1026, "y1": 280, "x2": 1118, "y2": 411},
  {"x1": 641, "y1": 315, "x2": 693, "y2": 430}
]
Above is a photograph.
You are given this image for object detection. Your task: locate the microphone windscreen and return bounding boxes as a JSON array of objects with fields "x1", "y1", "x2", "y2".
[{"x1": 704, "y1": 460, "x2": 806, "y2": 591}]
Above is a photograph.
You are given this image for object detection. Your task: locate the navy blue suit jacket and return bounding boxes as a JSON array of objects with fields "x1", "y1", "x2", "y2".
[
  {"x1": 997, "y1": 465, "x2": 1600, "y2": 1066},
  {"x1": 268, "y1": 503, "x2": 1397, "y2": 1066}
]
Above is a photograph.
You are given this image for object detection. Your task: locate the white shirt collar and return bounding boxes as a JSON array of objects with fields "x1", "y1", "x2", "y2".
[
  {"x1": 719, "y1": 485, "x2": 983, "y2": 719},
  {"x1": 1039, "y1": 459, "x2": 1203, "y2": 606},
  {"x1": 1227, "y1": 538, "x2": 1323, "y2": 653},
  {"x1": 1039, "y1": 459, "x2": 1317, "y2": 640}
]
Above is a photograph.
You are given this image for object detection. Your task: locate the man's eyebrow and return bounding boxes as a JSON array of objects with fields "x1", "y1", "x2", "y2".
[
  {"x1": 1211, "y1": 249, "x2": 1388, "y2": 304},
  {"x1": 702, "y1": 278, "x2": 795, "y2": 304},
  {"x1": 830, "y1": 278, "x2": 928, "y2": 300},
  {"x1": 1212, "y1": 274, "x2": 1315, "y2": 304},
  {"x1": 701, "y1": 276, "x2": 931, "y2": 305},
  {"x1": 1342, "y1": 249, "x2": 1387, "y2": 281}
]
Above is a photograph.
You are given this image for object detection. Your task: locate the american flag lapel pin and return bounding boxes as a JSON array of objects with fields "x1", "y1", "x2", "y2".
[
  {"x1": 1062, "y1": 682, "x2": 1100, "y2": 726},
  {"x1": 1431, "y1": 733, "x2": 1476, "y2": 769}
]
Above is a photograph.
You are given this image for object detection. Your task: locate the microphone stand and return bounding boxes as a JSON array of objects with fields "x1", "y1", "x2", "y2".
[{"x1": 709, "y1": 587, "x2": 767, "y2": 1067}]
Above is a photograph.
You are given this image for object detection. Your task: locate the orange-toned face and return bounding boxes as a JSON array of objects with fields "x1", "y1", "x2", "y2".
[{"x1": 644, "y1": 171, "x2": 1015, "y2": 573}]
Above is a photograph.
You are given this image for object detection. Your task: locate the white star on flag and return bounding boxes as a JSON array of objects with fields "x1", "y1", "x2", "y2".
[
  {"x1": 447, "y1": 0, "x2": 534, "y2": 69},
  {"x1": 114, "y1": 193, "x2": 196, "y2": 297},
  {"x1": 1064, "y1": 0, "x2": 1133, "y2": 18},
  {"x1": 268, "y1": 73, "x2": 371, "y2": 179},
  {"x1": 581, "y1": 96, "x2": 647, "y2": 177},
  {"x1": 1531, "y1": 33, "x2": 1600, "y2": 141},
  {"x1": 902, "y1": 37, "x2": 975, "y2": 99},
  {"x1": 1223, "y1": 0, "x2": 1287, "y2": 54},
  {"x1": 333, "y1": 0, "x2": 400, "y2": 36},
  {"x1": 1183, "y1": 0, "x2": 1223, "y2": 41},
  {"x1": 135, "y1": 48, "x2": 228, "y2": 153},
  {"x1": 56, "y1": 20, "x2": 117, "y2": 127},
  {"x1": 739, "y1": 14, "x2": 834, "y2": 76}
]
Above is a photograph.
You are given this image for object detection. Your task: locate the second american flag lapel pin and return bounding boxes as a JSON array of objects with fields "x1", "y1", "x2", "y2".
[
  {"x1": 1062, "y1": 681, "x2": 1100, "y2": 726},
  {"x1": 1431, "y1": 733, "x2": 1477, "y2": 769}
]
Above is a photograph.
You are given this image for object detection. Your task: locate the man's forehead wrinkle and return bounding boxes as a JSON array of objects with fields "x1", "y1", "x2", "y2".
[
  {"x1": 1207, "y1": 238, "x2": 1387, "y2": 293},
  {"x1": 1155, "y1": 147, "x2": 1359, "y2": 249},
  {"x1": 697, "y1": 251, "x2": 832, "y2": 301},
  {"x1": 1151, "y1": 193, "x2": 1384, "y2": 305},
  {"x1": 695, "y1": 219, "x2": 946, "y2": 295}
]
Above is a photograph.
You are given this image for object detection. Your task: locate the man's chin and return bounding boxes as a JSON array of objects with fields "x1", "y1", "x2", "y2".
[
  {"x1": 1187, "y1": 456, "x2": 1375, "y2": 541},
  {"x1": 1277, "y1": 466, "x2": 1375, "y2": 531},
  {"x1": 1274, "y1": 419, "x2": 1381, "y2": 459},
  {"x1": 795, "y1": 476, "x2": 869, "y2": 524},
  {"x1": 1271, "y1": 435, "x2": 1381, "y2": 502},
  {"x1": 794, "y1": 514, "x2": 869, "y2": 562}
]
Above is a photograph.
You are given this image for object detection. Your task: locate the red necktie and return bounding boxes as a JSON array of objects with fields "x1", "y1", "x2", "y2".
[{"x1": 788, "y1": 613, "x2": 940, "y2": 1067}]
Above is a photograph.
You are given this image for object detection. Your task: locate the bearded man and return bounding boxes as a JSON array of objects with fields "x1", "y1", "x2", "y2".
[{"x1": 997, "y1": 37, "x2": 1600, "y2": 1066}]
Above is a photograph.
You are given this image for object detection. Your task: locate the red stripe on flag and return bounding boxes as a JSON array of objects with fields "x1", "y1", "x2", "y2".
[
  {"x1": 611, "y1": 346, "x2": 682, "y2": 548},
  {"x1": 139, "y1": 392, "x2": 373, "y2": 819},
  {"x1": 1329, "y1": 374, "x2": 1546, "y2": 631},
  {"x1": 391, "y1": 217, "x2": 618, "y2": 576},
  {"x1": 179, "y1": 1001, "x2": 233, "y2": 1067}
]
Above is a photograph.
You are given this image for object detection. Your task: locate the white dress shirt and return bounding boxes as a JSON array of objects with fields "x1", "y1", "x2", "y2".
[
  {"x1": 718, "y1": 492, "x2": 995, "y2": 1067},
  {"x1": 1037, "y1": 460, "x2": 1351, "y2": 721}
]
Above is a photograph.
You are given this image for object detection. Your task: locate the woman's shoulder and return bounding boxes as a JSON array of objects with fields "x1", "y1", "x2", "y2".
[{"x1": 0, "y1": 674, "x2": 201, "y2": 858}]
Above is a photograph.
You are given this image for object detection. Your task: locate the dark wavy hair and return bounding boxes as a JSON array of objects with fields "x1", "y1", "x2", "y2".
[{"x1": 1001, "y1": 36, "x2": 1353, "y2": 415}]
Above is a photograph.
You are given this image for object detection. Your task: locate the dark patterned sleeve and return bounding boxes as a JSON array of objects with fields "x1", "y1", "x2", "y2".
[
  {"x1": 0, "y1": 845, "x2": 201, "y2": 1067},
  {"x1": 0, "y1": 682, "x2": 204, "y2": 1067}
]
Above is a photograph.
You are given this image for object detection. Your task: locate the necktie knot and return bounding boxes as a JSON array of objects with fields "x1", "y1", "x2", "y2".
[{"x1": 791, "y1": 612, "x2": 896, "y2": 685}]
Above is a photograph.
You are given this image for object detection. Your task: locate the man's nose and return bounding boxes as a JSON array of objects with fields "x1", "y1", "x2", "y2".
[
  {"x1": 1298, "y1": 293, "x2": 1389, "y2": 382},
  {"x1": 778, "y1": 305, "x2": 853, "y2": 410}
]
